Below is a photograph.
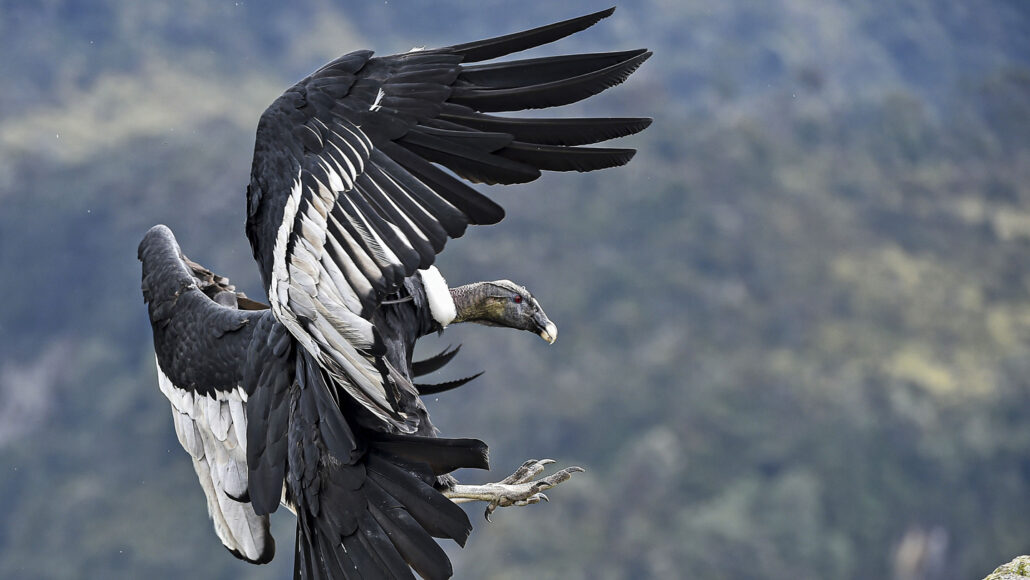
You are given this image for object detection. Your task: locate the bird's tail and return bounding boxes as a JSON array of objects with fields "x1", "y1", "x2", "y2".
[{"x1": 290, "y1": 351, "x2": 489, "y2": 580}]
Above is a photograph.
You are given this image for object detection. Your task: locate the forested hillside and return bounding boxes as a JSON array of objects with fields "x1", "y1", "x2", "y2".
[{"x1": 2, "y1": 1, "x2": 1030, "y2": 578}]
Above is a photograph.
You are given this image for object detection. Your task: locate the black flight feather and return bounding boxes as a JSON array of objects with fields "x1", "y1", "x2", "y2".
[
  {"x1": 368, "y1": 150, "x2": 470, "y2": 239},
  {"x1": 379, "y1": 141, "x2": 506, "y2": 225},
  {"x1": 499, "y1": 142, "x2": 637, "y2": 172},
  {"x1": 440, "y1": 7, "x2": 616, "y2": 63},
  {"x1": 397, "y1": 128, "x2": 541, "y2": 185},
  {"x1": 415, "y1": 373, "x2": 485, "y2": 396},
  {"x1": 457, "y1": 49, "x2": 649, "y2": 89},
  {"x1": 449, "y1": 50, "x2": 652, "y2": 112},
  {"x1": 411, "y1": 344, "x2": 462, "y2": 377},
  {"x1": 438, "y1": 105, "x2": 652, "y2": 146}
]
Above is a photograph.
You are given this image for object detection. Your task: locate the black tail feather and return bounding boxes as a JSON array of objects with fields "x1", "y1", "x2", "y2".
[
  {"x1": 369, "y1": 432, "x2": 490, "y2": 474},
  {"x1": 290, "y1": 350, "x2": 483, "y2": 579},
  {"x1": 367, "y1": 492, "x2": 453, "y2": 580},
  {"x1": 351, "y1": 516, "x2": 416, "y2": 579},
  {"x1": 366, "y1": 454, "x2": 473, "y2": 544}
]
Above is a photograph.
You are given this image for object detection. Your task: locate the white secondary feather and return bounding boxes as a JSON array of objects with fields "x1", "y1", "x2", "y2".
[
  {"x1": 328, "y1": 135, "x2": 361, "y2": 181},
  {"x1": 268, "y1": 165, "x2": 415, "y2": 431},
  {"x1": 155, "y1": 359, "x2": 271, "y2": 563},
  {"x1": 420, "y1": 266, "x2": 456, "y2": 327}
]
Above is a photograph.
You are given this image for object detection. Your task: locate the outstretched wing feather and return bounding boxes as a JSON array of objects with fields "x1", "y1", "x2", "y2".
[{"x1": 247, "y1": 0, "x2": 648, "y2": 478}]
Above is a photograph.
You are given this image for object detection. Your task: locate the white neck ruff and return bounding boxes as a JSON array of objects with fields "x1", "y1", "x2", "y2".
[{"x1": 419, "y1": 266, "x2": 456, "y2": 327}]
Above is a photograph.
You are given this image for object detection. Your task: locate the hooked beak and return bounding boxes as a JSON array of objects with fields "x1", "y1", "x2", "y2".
[
  {"x1": 533, "y1": 312, "x2": 558, "y2": 344},
  {"x1": 540, "y1": 321, "x2": 558, "y2": 344}
]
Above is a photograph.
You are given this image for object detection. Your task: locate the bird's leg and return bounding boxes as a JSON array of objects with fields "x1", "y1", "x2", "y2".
[{"x1": 442, "y1": 459, "x2": 584, "y2": 521}]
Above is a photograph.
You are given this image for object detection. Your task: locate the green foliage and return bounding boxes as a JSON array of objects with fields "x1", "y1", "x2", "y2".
[{"x1": 2, "y1": 1, "x2": 1030, "y2": 579}]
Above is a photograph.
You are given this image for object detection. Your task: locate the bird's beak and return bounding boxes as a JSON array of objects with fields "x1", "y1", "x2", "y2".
[
  {"x1": 529, "y1": 302, "x2": 557, "y2": 344},
  {"x1": 540, "y1": 321, "x2": 558, "y2": 344},
  {"x1": 534, "y1": 313, "x2": 558, "y2": 344}
]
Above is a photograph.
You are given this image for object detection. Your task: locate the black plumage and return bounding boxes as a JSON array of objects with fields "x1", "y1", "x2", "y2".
[
  {"x1": 141, "y1": 226, "x2": 484, "y2": 577},
  {"x1": 141, "y1": 7, "x2": 649, "y2": 579}
]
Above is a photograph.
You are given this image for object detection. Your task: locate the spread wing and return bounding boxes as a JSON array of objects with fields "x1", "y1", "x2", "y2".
[
  {"x1": 140, "y1": 225, "x2": 290, "y2": 564},
  {"x1": 245, "y1": 7, "x2": 651, "y2": 429}
]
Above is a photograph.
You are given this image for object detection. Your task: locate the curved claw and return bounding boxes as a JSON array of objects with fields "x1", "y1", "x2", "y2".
[
  {"x1": 445, "y1": 459, "x2": 585, "y2": 520},
  {"x1": 501, "y1": 458, "x2": 559, "y2": 485}
]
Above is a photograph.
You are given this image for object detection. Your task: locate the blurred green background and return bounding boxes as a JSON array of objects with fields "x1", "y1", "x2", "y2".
[{"x1": 3, "y1": 1, "x2": 1030, "y2": 578}]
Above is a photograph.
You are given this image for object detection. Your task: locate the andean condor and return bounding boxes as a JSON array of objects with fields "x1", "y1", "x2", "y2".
[{"x1": 139, "y1": 7, "x2": 650, "y2": 579}]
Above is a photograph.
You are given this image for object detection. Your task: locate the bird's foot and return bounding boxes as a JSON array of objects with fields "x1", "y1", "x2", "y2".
[{"x1": 442, "y1": 459, "x2": 584, "y2": 521}]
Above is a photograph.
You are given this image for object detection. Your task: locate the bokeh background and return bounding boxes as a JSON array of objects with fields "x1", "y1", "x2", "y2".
[{"x1": 3, "y1": 1, "x2": 1030, "y2": 578}]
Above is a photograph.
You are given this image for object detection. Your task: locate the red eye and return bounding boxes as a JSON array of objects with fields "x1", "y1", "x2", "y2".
[{"x1": 513, "y1": 295, "x2": 523, "y2": 304}]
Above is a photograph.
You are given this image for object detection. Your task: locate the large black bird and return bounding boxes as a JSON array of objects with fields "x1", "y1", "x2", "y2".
[{"x1": 140, "y1": 7, "x2": 650, "y2": 579}]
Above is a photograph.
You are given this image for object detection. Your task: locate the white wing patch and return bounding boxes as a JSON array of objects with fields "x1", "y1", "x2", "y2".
[
  {"x1": 268, "y1": 164, "x2": 416, "y2": 431},
  {"x1": 267, "y1": 118, "x2": 463, "y2": 432},
  {"x1": 156, "y1": 359, "x2": 271, "y2": 562}
]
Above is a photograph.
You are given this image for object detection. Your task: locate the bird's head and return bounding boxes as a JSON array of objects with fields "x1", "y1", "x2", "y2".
[{"x1": 450, "y1": 280, "x2": 558, "y2": 344}]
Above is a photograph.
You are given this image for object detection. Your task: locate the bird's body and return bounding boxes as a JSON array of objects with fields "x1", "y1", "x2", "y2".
[
  {"x1": 143, "y1": 236, "x2": 490, "y2": 576},
  {"x1": 140, "y1": 7, "x2": 649, "y2": 579}
]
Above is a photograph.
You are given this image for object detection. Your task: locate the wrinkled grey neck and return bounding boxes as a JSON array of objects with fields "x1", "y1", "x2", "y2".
[{"x1": 449, "y1": 282, "x2": 494, "y2": 324}]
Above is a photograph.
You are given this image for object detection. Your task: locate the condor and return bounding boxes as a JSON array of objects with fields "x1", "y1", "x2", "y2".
[{"x1": 140, "y1": 7, "x2": 649, "y2": 579}]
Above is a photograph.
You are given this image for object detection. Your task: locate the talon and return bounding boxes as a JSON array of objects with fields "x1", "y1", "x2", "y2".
[
  {"x1": 501, "y1": 459, "x2": 540, "y2": 484},
  {"x1": 444, "y1": 459, "x2": 585, "y2": 516}
]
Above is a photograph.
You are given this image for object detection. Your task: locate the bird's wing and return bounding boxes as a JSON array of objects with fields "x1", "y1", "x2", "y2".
[
  {"x1": 245, "y1": 6, "x2": 646, "y2": 428},
  {"x1": 246, "y1": 7, "x2": 650, "y2": 430},
  {"x1": 140, "y1": 225, "x2": 288, "y2": 564}
]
